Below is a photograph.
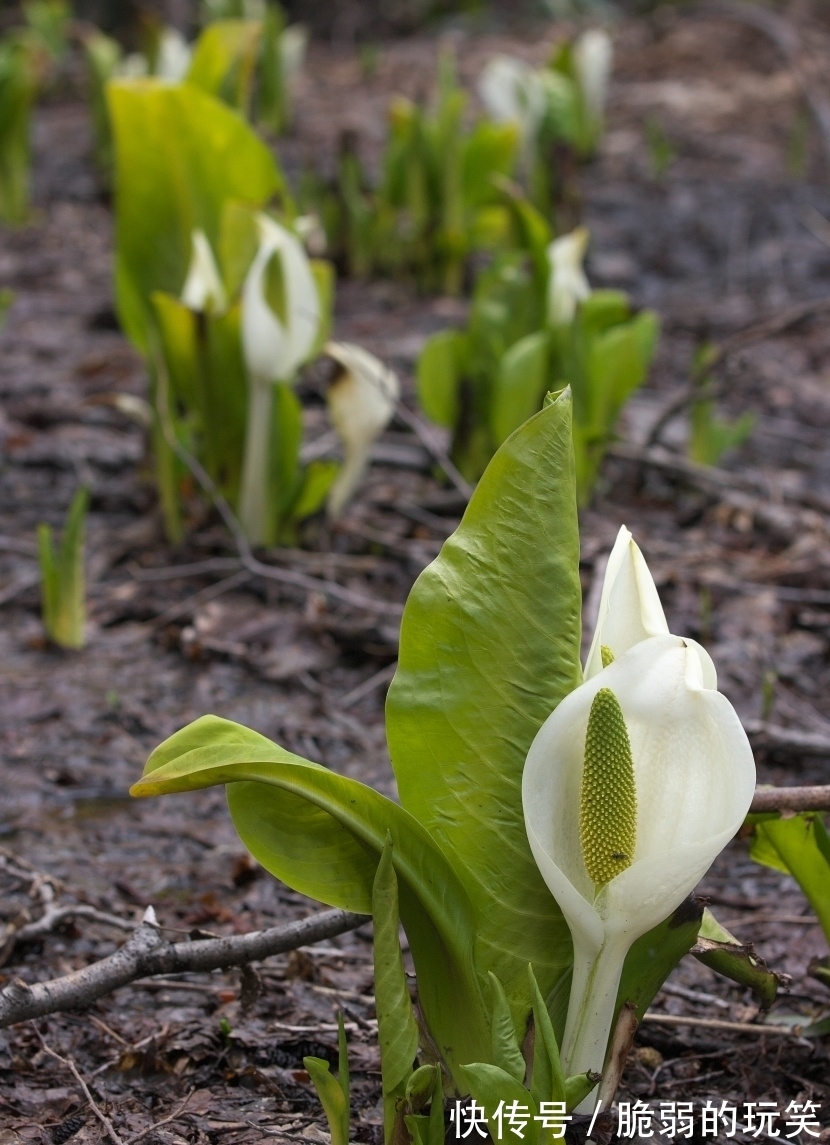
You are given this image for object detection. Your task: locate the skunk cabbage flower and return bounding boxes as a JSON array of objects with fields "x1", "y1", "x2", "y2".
[
  {"x1": 573, "y1": 29, "x2": 612, "y2": 123},
  {"x1": 280, "y1": 24, "x2": 308, "y2": 81},
  {"x1": 155, "y1": 28, "x2": 192, "y2": 81},
  {"x1": 547, "y1": 227, "x2": 591, "y2": 327},
  {"x1": 478, "y1": 55, "x2": 546, "y2": 142},
  {"x1": 181, "y1": 230, "x2": 226, "y2": 315},
  {"x1": 241, "y1": 214, "x2": 320, "y2": 386},
  {"x1": 523, "y1": 533, "x2": 755, "y2": 1109},
  {"x1": 325, "y1": 342, "x2": 399, "y2": 518}
]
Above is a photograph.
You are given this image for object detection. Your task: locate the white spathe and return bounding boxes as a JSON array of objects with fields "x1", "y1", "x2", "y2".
[
  {"x1": 478, "y1": 55, "x2": 546, "y2": 141},
  {"x1": 181, "y1": 230, "x2": 226, "y2": 314},
  {"x1": 584, "y1": 524, "x2": 716, "y2": 687},
  {"x1": 241, "y1": 214, "x2": 320, "y2": 386},
  {"x1": 523, "y1": 633, "x2": 756, "y2": 1095},
  {"x1": 547, "y1": 226, "x2": 591, "y2": 327},
  {"x1": 281, "y1": 24, "x2": 308, "y2": 80},
  {"x1": 573, "y1": 29, "x2": 612, "y2": 122},
  {"x1": 325, "y1": 342, "x2": 400, "y2": 518},
  {"x1": 156, "y1": 28, "x2": 192, "y2": 81}
]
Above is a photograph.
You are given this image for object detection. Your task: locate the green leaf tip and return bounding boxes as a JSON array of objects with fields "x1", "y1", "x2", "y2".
[{"x1": 580, "y1": 687, "x2": 637, "y2": 887}]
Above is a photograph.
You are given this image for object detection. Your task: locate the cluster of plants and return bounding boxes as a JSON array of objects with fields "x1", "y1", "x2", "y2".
[
  {"x1": 132, "y1": 394, "x2": 802, "y2": 1140},
  {"x1": 417, "y1": 205, "x2": 659, "y2": 493},
  {"x1": 300, "y1": 29, "x2": 613, "y2": 295},
  {"x1": 301, "y1": 49, "x2": 520, "y2": 296},
  {"x1": 84, "y1": 1, "x2": 306, "y2": 176},
  {"x1": 106, "y1": 77, "x2": 399, "y2": 547}
]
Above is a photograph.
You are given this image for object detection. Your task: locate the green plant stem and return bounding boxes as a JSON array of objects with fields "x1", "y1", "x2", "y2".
[
  {"x1": 561, "y1": 931, "x2": 630, "y2": 1113},
  {"x1": 239, "y1": 377, "x2": 275, "y2": 546}
]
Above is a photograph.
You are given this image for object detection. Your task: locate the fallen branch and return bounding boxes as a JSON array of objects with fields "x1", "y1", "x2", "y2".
[
  {"x1": 0, "y1": 906, "x2": 369, "y2": 1029},
  {"x1": 750, "y1": 784, "x2": 830, "y2": 814}
]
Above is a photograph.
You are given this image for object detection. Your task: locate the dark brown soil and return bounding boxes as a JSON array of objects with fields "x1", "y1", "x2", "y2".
[{"x1": 1, "y1": 3, "x2": 830, "y2": 1142}]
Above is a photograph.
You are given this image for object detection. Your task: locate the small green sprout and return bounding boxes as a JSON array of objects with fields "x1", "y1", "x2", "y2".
[{"x1": 37, "y1": 487, "x2": 89, "y2": 651}]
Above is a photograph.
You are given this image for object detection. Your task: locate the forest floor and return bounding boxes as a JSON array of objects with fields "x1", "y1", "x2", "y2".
[{"x1": 1, "y1": 2, "x2": 830, "y2": 1142}]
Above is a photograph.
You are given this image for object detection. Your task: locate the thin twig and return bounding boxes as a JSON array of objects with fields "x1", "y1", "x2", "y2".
[
  {"x1": 5, "y1": 903, "x2": 136, "y2": 946},
  {"x1": 0, "y1": 906, "x2": 369, "y2": 1028},
  {"x1": 147, "y1": 568, "x2": 253, "y2": 628},
  {"x1": 337, "y1": 661, "x2": 398, "y2": 709},
  {"x1": 750, "y1": 785, "x2": 830, "y2": 814},
  {"x1": 35, "y1": 1030, "x2": 126, "y2": 1145},
  {"x1": 126, "y1": 1088, "x2": 195, "y2": 1145},
  {"x1": 640, "y1": 1012, "x2": 808, "y2": 1038}
]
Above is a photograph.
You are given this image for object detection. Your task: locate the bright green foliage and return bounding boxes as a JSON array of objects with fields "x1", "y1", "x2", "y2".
[
  {"x1": 131, "y1": 393, "x2": 732, "y2": 1127},
  {"x1": 417, "y1": 216, "x2": 659, "y2": 495},
  {"x1": 187, "y1": 19, "x2": 262, "y2": 116},
  {"x1": 461, "y1": 967, "x2": 597, "y2": 1143},
  {"x1": 387, "y1": 392, "x2": 582, "y2": 1028},
  {"x1": 373, "y1": 839, "x2": 421, "y2": 1141},
  {"x1": 750, "y1": 813, "x2": 830, "y2": 947},
  {"x1": 83, "y1": 31, "x2": 122, "y2": 175},
  {"x1": 304, "y1": 1014, "x2": 350, "y2": 1145},
  {"x1": 304, "y1": 51, "x2": 519, "y2": 295},
  {"x1": 689, "y1": 384, "x2": 754, "y2": 466},
  {"x1": 686, "y1": 345, "x2": 754, "y2": 466},
  {"x1": 37, "y1": 488, "x2": 89, "y2": 651},
  {"x1": 21, "y1": 0, "x2": 70, "y2": 63},
  {"x1": 107, "y1": 81, "x2": 335, "y2": 543},
  {"x1": 0, "y1": 289, "x2": 12, "y2": 328},
  {"x1": 403, "y1": 1066, "x2": 445, "y2": 1145},
  {"x1": 108, "y1": 79, "x2": 284, "y2": 354},
  {"x1": 0, "y1": 41, "x2": 37, "y2": 224}
]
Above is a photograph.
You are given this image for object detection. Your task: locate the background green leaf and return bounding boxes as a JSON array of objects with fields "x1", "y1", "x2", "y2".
[{"x1": 109, "y1": 79, "x2": 283, "y2": 354}]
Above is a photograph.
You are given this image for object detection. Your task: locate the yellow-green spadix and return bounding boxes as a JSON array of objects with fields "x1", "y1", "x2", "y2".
[{"x1": 522, "y1": 534, "x2": 755, "y2": 1109}]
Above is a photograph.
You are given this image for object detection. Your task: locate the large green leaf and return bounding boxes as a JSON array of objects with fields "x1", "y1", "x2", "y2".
[
  {"x1": 131, "y1": 715, "x2": 490, "y2": 1081},
  {"x1": 109, "y1": 79, "x2": 282, "y2": 354},
  {"x1": 386, "y1": 391, "x2": 583, "y2": 1021}
]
